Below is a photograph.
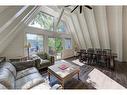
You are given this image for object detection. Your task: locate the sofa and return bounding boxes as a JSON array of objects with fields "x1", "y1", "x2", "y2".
[
  {"x1": 0, "y1": 60, "x2": 61, "y2": 89},
  {"x1": 0, "y1": 57, "x2": 6, "y2": 63},
  {"x1": 31, "y1": 52, "x2": 54, "y2": 70}
]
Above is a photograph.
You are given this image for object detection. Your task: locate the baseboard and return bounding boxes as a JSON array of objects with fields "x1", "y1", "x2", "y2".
[
  {"x1": 115, "y1": 60, "x2": 127, "y2": 63},
  {"x1": 61, "y1": 56, "x2": 75, "y2": 60}
]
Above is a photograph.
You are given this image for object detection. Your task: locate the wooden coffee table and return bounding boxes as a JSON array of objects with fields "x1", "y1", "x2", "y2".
[{"x1": 48, "y1": 62, "x2": 80, "y2": 88}]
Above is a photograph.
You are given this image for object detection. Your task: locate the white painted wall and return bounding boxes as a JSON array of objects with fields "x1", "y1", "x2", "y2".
[
  {"x1": 106, "y1": 6, "x2": 123, "y2": 61},
  {"x1": 0, "y1": 6, "x2": 36, "y2": 59},
  {"x1": 84, "y1": 8, "x2": 100, "y2": 48},
  {"x1": 2, "y1": 29, "x2": 25, "y2": 59},
  {"x1": 0, "y1": 6, "x2": 35, "y2": 56},
  {"x1": 77, "y1": 13, "x2": 92, "y2": 49},
  {"x1": 71, "y1": 14, "x2": 86, "y2": 49},
  {"x1": 123, "y1": 6, "x2": 127, "y2": 62},
  {"x1": 94, "y1": 6, "x2": 110, "y2": 49}
]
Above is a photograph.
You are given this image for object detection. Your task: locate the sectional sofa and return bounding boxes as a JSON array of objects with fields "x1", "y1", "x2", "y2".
[{"x1": 0, "y1": 59, "x2": 61, "y2": 89}]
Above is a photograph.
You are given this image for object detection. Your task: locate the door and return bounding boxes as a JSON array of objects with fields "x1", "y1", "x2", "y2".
[{"x1": 48, "y1": 37, "x2": 63, "y2": 60}]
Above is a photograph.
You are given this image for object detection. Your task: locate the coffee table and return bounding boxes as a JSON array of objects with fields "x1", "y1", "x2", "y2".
[{"x1": 48, "y1": 62, "x2": 80, "y2": 88}]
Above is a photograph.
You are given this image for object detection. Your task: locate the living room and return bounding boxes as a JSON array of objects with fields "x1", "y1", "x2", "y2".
[{"x1": 0, "y1": 4, "x2": 127, "y2": 91}]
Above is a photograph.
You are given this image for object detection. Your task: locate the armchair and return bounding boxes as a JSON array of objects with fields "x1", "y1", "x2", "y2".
[{"x1": 33, "y1": 52, "x2": 54, "y2": 70}]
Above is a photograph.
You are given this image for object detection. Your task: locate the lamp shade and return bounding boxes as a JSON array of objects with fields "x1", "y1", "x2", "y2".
[{"x1": 24, "y1": 43, "x2": 31, "y2": 48}]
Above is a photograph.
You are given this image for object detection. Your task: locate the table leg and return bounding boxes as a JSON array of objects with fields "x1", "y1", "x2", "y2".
[
  {"x1": 78, "y1": 71, "x2": 80, "y2": 80},
  {"x1": 61, "y1": 81, "x2": 64, "y2": 89},
  {"x1": 48, "y1": 72, "x2": 50, "y2": 80}
]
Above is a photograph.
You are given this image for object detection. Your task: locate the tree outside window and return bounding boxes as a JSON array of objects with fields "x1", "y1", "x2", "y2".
[
  {"x1": 29, "y1": 12, "x2": 54, "y2": 31},
  {"x1": 29, "y1": 11, "x2": 67, "y2": 33}
]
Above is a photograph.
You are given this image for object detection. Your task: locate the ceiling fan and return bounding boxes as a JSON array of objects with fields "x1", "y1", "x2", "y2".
[
  {"x1": 55, "y1": 5, "x2": 92, "y2": 29},
  {"x1": 64, "y1": 5, "x2": 92, "y2": 14}
]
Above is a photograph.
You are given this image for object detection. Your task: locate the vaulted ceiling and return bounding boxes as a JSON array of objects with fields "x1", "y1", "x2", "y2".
[{"x1": 0, "y1": 6, "x2": 127, "y2": 61}]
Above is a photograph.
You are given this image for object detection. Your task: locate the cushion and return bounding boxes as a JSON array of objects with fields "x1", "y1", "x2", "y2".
[
  {"x1": 30, "y1": 54, "x2": 40, "y2": 60},
  {"x1": 30, "y1": 83, "x2": 62, "y2": 89},
  {"x1": 12, "y1": 60, "x2": 36, "y2": 72},
  {"x1": 21, "y1": 78, "x2": 44, "y2": 89},
  {"x1": 37, "y1": 52, "x2": 47, "y2": 60},
  {"x1": 40, "y1": 60, "x2": 50, "y2": 64},
  {"x1": 1, "y1": 62, "x2": 16, "y2": 77},
  {"x1": 0, "y1": 83, "x2": 7, "y2": 89},
  {"x1": 16, "y1": 72, "x2": 44, "y2": 89},
  {"x1": 16, "y1": 67, "x2": 38, "y2": 80},
  {"x1": 30, "y1": 82, "x2": 51, "y2": 89},
  {"x1": 51, "y1": 84, "x2": 63, "y2": 89},
  {"x1": 30, "y1": 54, "x2": 50, "y2": 65},
  {"x1": 0, "y1": 68, "x2": 15, "y2": 89}
]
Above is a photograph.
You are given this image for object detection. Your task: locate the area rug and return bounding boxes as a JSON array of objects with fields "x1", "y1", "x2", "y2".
[
  {"x1": 72, "y1": 59, "x2": 85, "y2": 66},
  {"x1": 40, "y1": 71, "x2": 91, "y2": 89}
]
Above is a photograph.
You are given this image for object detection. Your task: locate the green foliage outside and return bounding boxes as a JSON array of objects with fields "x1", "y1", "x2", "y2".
[
  {"x1": 48, "y1": 38, "x2": 55, "y2": 48},
  {"x1": 31, "y1": 12, "x2": 53, "y2": 31},
  {"x1": 55, "y1": 38, "x2": 63, "y2": 52},
  {"x1": 48, "y1": 38, "x2": 63, "y2": 53}
]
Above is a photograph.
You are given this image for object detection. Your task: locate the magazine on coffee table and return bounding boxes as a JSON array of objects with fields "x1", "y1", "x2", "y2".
[{"x1": 58, "y1": 64, "x2": 69, "y2": 70}]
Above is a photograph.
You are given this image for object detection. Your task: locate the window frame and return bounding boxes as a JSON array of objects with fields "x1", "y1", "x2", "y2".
[{"x1": 64, "y1": 38, "x2": 72, "y2": 49}]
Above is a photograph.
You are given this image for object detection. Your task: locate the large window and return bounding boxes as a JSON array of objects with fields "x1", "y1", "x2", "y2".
[
  {"x1": 65, "y1": 38, "x2": 72, "y2": 49},
  {"x1": 29, "y1": 11, "x2": 67, "y2": 33},
  {"x1": 26, "y1": 34, "x2": 43, "y2": 54},
  {"x1": 57, "y1": 21, "x2": 66, "y2": 32},
  {"x1": 29, "y1": 12, "x2": 54, "y2": 31}
]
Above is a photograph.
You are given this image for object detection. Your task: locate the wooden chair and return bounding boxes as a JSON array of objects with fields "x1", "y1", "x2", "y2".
[
  {"x1": 79, "y1": 49, "x2": 87, "y2": 63},
  {"x1": 87, "y1": 48, "x2": 95, "y2": 65},
  {"x1": 103, "y1": 49, "x2": 112, "y2": 68}
]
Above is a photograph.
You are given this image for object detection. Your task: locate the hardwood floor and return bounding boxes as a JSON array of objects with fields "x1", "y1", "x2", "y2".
[{"x1": 40, "y1": 58, "x2": 127, "y2": 89}]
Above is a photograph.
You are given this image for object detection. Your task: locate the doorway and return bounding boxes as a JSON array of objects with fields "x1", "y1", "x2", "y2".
[{"x1": 48, "y1": 37, "x2": 63, "y2": 60}]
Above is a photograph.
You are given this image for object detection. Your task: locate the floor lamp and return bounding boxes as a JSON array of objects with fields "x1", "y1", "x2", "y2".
[{"x1": 25, "y1": 43, "x2": 31, "y2": 60}]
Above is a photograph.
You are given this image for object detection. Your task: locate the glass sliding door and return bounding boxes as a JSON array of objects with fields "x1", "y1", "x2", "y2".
[
  {"x1": 55, "y1": 38, "x2": 63, "y2": 59},
  {"x1": 48, "y1": 37, "x2": 55, "y2": 55},
  {"x1": 48, "y1": 37, "x2": 63, "y2": 60}
]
